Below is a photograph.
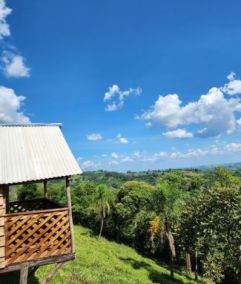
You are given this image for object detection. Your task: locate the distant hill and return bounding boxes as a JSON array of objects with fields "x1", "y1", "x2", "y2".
[
  {"x1": 72, "y1": 168, "x2": 201, "y2": 188},
  {"x1": 75, "y1": 163, "x2": 241, "y2": 188},
  {"x1": 196, "y1": 162, "x2": 241, "y2": 171}
]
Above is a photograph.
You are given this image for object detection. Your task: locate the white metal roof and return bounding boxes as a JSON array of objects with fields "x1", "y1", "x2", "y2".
[{"x1": 0, "y1": 124, "x2": 82, "y2": 185}]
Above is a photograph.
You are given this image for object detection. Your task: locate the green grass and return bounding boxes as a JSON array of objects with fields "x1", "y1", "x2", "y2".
[{"x1": 0, "y1": 226, "x2": 209, "y2": 284}]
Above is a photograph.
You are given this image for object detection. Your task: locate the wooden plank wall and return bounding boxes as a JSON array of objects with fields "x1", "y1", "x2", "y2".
[{"x1": 0, "y1": 185, "x2": 7, "y2": 268}]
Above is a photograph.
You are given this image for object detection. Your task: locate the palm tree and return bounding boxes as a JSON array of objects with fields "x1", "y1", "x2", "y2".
[
  {"x1": 94, "y1": 184, "x2": 113, "y2": 238},
  {"x1": 149, "y1": 179, "x2": 189, "y2": 278},
  {"x1": 149, "y1": 212, "x2": 176, "y2": 277}
]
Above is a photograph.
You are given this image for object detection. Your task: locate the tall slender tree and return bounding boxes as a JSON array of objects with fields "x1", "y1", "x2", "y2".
[
  {"x1": 94, "y1": 184, "x2": 114, "y2": 238},
  {"x1": 149, "y1": 173, "x2": 190, "y2": 277}
]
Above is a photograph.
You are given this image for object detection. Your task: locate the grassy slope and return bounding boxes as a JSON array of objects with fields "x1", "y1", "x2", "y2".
[{"x1": 1, "y1": 226, "x2": 208, "y2": 284}]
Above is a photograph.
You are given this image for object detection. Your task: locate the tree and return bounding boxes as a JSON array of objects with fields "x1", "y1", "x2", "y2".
[
  {"x1": 205, "y1": 167, "x2": 241, "y2": 188},
  {"x1": 93, "y1": 184, "x2": 114, "y2": 238},
  {"x1": 113, "y1": 181, "x2": 155, "y2": 248},
  {"x1": 149, "y1": 174, "x2": 190, "y2": 278},
  {"x1": 180, "y1": 186, "x2": 241, "y2": 283},
  {"x1": 17, "y1": 183, "x2": 42, "y2": 201},
  {"x1": 71, "y1": 181, "x2": 97, "y2": 226}
]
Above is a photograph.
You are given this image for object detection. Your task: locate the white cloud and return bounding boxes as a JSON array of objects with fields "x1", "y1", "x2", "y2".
[
  {"x1": 109, "y1": 160, "x2": 120, "y2": 165},
  {"x1": 139, "y1": 75, "x2": 241, "y2": 138},
  {"x1": 140, "y1": 93, "x2": 182, "y2": 128},
  {"x1": 111, "y1": 152, "x2": 119, "y2": 159},
  {"x1": 105, "y1": 102, "x2": 118, "y2": 112},
  {"x1": 117, "y1": 133, "x2": 129, "y2": 144},
  {"x1": 0, "y1": 2, "x2": 30, "y2": 79},
  {"x1": 133, "y1": 151, "x2": 141, "y2": 158},
  {"x1": 163, "y1": 128, "x2": 193, "y2": 139},
  {"x1": 2, "y1": 53, "x2": 30, "y2": 78},
  {"x1": 80, "y1": 160, "x2": 96, "y2": 170},
  {"x1": 79, "y1": 141, "x2": 241, "y2": 171},
  {"x1": 121, "y1": 156, "x2": 133, "y2": 163},
  {"x1": 104, "y1": 84, "x2": 142, "y2": 111},
  {"x1": 0, "y1": 0, "x2": 11, "y2": 39},
  {"x1": 0, "y1": 86, "x2": 30, "y2": 123},
  {"x1": 224, "y1": 143, "x2": 241, "y2": 152},
  {"x1": 222, "y1": 72, "x2": 241, "y2": 95},
  {"x1": 226, "y1": 72, "x2": 236, "y2": 81},
  {"x1": 87, "y1": 133, "x2": 103, "y2": 141},
  {"x1": 104, "y1": 84, "x2": 120, "y2": 101},
  {"x1": 170, "y1": 145, "x2": 220, "y2": 159}
]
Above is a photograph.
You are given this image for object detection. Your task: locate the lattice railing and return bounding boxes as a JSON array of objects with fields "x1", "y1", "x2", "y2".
[
  {"x1": 5, "y1": 208, "x2": 71, "y2": 265},
  {"x1": 7, "y1": 198, "x2": 63, "y2": 214}
]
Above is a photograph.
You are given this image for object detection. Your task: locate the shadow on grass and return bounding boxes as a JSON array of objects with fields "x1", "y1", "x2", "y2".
[
  {"x1": 0, "y1": 271, "x2": 39, "y2": 284},
  {"x1": 119, "y1": 256, "x2": 183, "y2": 284}
]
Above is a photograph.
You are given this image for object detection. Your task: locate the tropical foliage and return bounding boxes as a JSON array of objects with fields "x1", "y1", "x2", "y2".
[{"x1": 14, "y1": 167, "x2": 241, "y2": 283}]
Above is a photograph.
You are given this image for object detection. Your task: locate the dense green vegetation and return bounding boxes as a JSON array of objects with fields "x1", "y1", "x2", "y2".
[
  {"x1": 8, "y1": 167, "x2": 241, "y2": 283},
  {"x1": 1, "y1": 226, "x2": 208, "y2": 284}
]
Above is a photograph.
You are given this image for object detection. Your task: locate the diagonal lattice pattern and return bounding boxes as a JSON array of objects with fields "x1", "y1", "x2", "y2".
[
  {"x1": 5, "y1": 208, "x2": 71, "y2": 265},
  {"x1": 8, "y1": 198, "x2": 62, "y2": 214}
]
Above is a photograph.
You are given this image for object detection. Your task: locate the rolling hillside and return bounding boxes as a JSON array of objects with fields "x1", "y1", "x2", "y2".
[{"x1": 1, "y1": 226, "x2": 209, "y2": 284}]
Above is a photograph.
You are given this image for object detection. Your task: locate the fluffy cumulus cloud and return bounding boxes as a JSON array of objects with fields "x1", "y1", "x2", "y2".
[
  {"x1": 163, "y1": 128, "x2": 193, "y2": 139},
  {"x1": 116, "y1": 133, "x2": 129, "y2": 144},
  {"x1": 0, "y1": 2, "x2": 30, "y2": 123},
  {"x1": 2, "y1": 52, "x2": 30, "y2": 78},
  {"x1": 87, "y1": 133, "x2": 103, "y2": 141},
  {"x1": 0, "y1": 0, "x2": 11, "y2": 39},
  {"x1": 139, "y1": 73, "x2": 241, "y2": 138},
  {"x1": 104, "y1": 84, "x2": 142, "y2": 111},
  {"x1": 0, "y1": 86, "x2": 30, "y2": 123},
  {"x1": 0, "y1": 2, "x2": 30, "y2": 78}
]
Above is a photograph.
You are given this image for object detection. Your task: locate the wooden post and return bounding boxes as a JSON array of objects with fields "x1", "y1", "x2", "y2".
[
  {"x1": 65, "y1": 177, "x2": 75, "y2": 253},
  {"x1": 194, "y1": 249, "x2": 198, "y2": 280},
  {"x1": 44, "y1": 180, "x2": 48, "y2": 199},
  {"x1": 185, "y1": 251, "x2": 192, "y2": 273},
  {"x1": 0, "y1": 185, "x2": 8, "y2": 269},
  {"x1": 20, "y1": 263, "x2": 29, "y2": 284},
  {"x1": 5, "y1": 186, "x2": 9, "y2": 213},
  {"x1": 42, "y1": 262, "x2": 64, "y2": 284}
]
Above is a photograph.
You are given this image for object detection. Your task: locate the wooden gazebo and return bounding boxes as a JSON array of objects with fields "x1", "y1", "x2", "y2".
[{"x1": 0, "y1": 124, "x2": 82, "y2": 283}]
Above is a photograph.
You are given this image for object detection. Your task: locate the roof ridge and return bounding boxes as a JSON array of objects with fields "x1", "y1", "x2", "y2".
[{"x1": 0, "y1": 123, "x2": 62, "y2": 127}]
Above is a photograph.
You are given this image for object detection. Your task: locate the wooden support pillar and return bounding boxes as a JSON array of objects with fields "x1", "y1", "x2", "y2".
[
  {"x1": 65, "y1": 177, "x2": 75, "y2": 253},
  {"x1": 41, "y1": 262, "x2": 64, "y2": 284},
  {"x1": 194, "y1": 249, "x2": 198, "y2": 280},
  {"x1": 20, "y1": 263, "x2": 29, "y2": 284},
  {"x1": 0, "y1": 185, "x2": 8, "y2": 269},
  {"x1": 44, "y1": 180, "x2": 48, "y2": 198}
]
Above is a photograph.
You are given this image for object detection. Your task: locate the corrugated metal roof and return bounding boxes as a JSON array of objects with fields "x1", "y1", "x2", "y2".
[{"x1": 0, "y1": 124, "x2": 82, "y2": 184}]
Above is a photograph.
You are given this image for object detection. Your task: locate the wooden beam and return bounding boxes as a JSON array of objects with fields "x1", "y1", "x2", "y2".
[
  {"x1": 42, "y1": 262, "x2": 64, "y2": 284},
  {"x1": 20, "y1": 263, "x2": 29, "y2": 284},
  {"x1": 28, "y1": 266, "x2": 39, "y2": 277},
  {"x1": 7, "y1": 176, "x2": 66, "y2": 187},
  {"x1": 4, "y1": 207, "x2": 68, "y2": 217},
  {"x1": 5, "y1": 186, "x2": 9, "y2": 213},
  {"x1": 65, "y1": 177, "x2": 75, "y2": 253},
  {"x1": 44, "y1": 180, "x2": 48, "y2": 198},
  {"x1": 0, "y1": 253, "x2": 75, "y2": 274}
]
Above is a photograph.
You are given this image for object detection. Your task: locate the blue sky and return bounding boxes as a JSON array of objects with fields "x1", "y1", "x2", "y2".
[{"x1": 1, "y1": 0, "x2": 241, "y2": 171}]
